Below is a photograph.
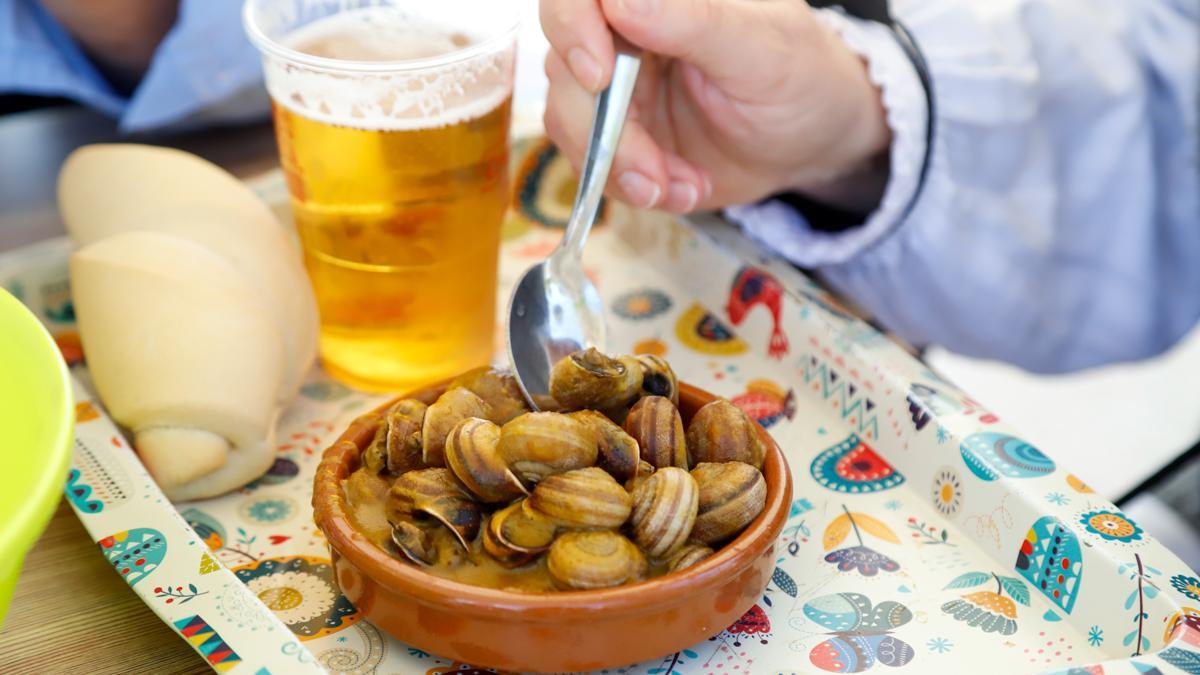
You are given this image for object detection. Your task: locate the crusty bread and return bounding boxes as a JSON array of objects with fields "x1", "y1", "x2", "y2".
[{"x1": 60, "y1": 146, "x2": 318, "y2": 500}]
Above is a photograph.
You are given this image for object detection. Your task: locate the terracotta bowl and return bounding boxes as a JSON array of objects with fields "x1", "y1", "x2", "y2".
[{"x1": 313, "y1": 382, "x2": 792, "y2": 673}]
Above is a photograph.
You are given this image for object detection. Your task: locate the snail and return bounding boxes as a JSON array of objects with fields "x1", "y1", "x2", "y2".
[
  {"x1": 444, "y1": 417, "x2": 527, "y2": 503},
  {"x1": 422, "y1": 388, "x2": 492, "y2": 468},
  {"x1": 363, "y1": 398, "x2": 427, "y2": 475},
  {"x1": 624, "y1": 396, "x2": 688, "y2": 470},
  {"x1": 391, "y1": 520, "x2": 436, "y2": 566},
  {"x1": 549, "y1": 347, "x2": 643, "y2": 410},
  {"x1": 527, "y1": 467, "x2": 633, "y2": 530},
  {"x1": 690, "y1": 462, "x2": 767, "y2": 545},
  {"x1": 449, "y1": 366, "x2": 531, "y2": 425},
  {"x1": 482, "y1": 500, "x2": 558, "y2": 565},
  {"x1": 624, "y1": 460, "x2": 656, "y2": 492},
  {"x1": 686, "y1": 399, "x2": 766, "y2": 469},
  {"x1": 666, "y1": 543, "x2": 714, "y2": 572},
  {"x1": 347, "y1": 349, "x2": 775, "y2": 592},
  {"x1": 629, "y1": 467, "x2": 700, "y2": 558},
  {"x1": 569, "y1": 410, "x2": 640, "y2": 482},
  {"x1": 547, "y1": 531, "x2": 648, "y2": 590},
  {"x1": 635, "y1": 354, "x2": 679, "y2": 407},
  {"x1": 385, "y1": 468, "x2": 482, "y2": 551},
  {"x1": 497, "y1": 412, "x2": 598, "y2": 486}
]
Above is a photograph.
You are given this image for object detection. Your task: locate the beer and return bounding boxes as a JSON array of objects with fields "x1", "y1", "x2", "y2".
[{"x1": 249, "y1": 5, "x2": 516, "y2": 391}]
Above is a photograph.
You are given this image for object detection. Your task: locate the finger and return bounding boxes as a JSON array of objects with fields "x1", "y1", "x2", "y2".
[
  {"x1": 544, "y1": 52, "x2": 672, "y2": 208},
  {"x1": 607, "y1": 120, "x2": 672, "y2": 208},
  {"x1": 540, "y1": 0, "x2": 615, "y2": 93},
  {"x1": 599, "y1": 0, "x2": 812, "y2": 92},
  {"x1": 660, "y1": 152, "x2": 709, "y2": 214}
]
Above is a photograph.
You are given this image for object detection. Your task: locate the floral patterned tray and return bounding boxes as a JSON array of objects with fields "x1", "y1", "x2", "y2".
[{"x1": 4, "y1": 139, "x2": 1200, "y2": 675}]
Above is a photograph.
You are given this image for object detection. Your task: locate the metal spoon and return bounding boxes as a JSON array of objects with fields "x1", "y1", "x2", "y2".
[{"x1": 507, "y1": 47, "x2": 642, "y2": 408}]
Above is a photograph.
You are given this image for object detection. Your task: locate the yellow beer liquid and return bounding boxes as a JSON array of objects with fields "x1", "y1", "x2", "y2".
[{"x1": 275, "y1": 20, "x2": 511, "y2": 391}]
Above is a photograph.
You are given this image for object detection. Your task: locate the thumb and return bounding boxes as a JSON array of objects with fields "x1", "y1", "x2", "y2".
[{"x1": 600, "y1": 0, "x2": 812, "y2": 89}]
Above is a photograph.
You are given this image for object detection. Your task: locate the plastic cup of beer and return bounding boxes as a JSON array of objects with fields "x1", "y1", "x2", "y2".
[{"x1": 244, "y1": 0, "x2": 517, "y2": 391}]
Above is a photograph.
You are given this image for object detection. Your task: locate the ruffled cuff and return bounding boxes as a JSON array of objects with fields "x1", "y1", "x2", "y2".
[{"x1": 725, "y1": 8, "x2": 929, "y2": 267}]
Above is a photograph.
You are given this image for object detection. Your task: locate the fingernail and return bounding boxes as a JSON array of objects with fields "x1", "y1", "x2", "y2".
[
  {"x1": 567, "y1": 47, "x2": 603, "y2": 92},
  {"x1": 617, "y1": 0, "x2": 655, "y2": 16},
  {"x1": 667, "y1": 182, "x2": 699, "y2": 212},
  {"x1": 619, "y1": 172, "x2": 661, "y2": 208}
]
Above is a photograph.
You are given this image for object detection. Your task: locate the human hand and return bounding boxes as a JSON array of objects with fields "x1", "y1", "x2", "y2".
[{"x1": 541, "y1": 0, "x2": 893, "y2": 214}]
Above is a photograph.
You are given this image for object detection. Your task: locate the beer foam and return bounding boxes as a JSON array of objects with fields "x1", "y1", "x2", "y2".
[{"x1": 263, "y1": 7, "x2": 514, "y2": 131}]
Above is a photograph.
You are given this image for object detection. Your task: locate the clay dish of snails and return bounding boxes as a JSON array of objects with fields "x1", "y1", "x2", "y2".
[{"x1": 314, "y1": 380, "x2": 791, "y2": 673}]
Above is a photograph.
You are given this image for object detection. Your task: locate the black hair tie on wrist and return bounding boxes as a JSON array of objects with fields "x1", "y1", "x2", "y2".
[{"x1": 782, "y1": 0, "x2": 935, "y2": 232}]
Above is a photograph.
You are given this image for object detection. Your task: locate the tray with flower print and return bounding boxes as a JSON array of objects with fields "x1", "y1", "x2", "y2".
[{"x1": 4, "y1": 138, "x2": 1200, "y2": 675}]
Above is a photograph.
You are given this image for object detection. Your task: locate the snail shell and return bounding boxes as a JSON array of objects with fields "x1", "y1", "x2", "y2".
[
  {"x1": 361, "y1": 425, "x2": 389, "y2": 475},
  {"x1": 391, "y1": 520, "x2": 434, "y2": 566},
  {"x1": 686, "y1": 399, "x2": 766, "y2": 469},
  {"x1": 422, "y1": 387, "x2": 492, "y2": 468},
  {"x1": 482, "y1": 500, "x2": 558, "y2": 564},
  {"x1": 690, "y1": 462, "x2": 767, "y2": 545},
  {"x1": 384, "y1": 398, "x2": 427, "y2": 474},
  {"x1": 547, "y1": 531, "x2": 648, "y2": 590},
  {"x1": 497, "y1": 412, "x2": 598, "y2": 486},
  {"x1": 550, "y1": 348, "x2": 643, "y2": 410},
  {"x1": 629, "y1": 467, "x2": 700, "y2": 558},
  {"x1": 386, "y1": 468, "x2": 482, "y2": 550},
  {"x1": 666, "y1": 542, "x2": 714, "y2": 572},
  {"x1": 569, "y1": 410, "x2": 640, "y2": 482},
  {"x1": 444, "y1": 417, "x2": 527, "y2": 503},
  {"x1": 623, "y1": 396, "x2": 688, "y2": 470},
  {"x1": 636, "y1": 354, "x2": 678, "y2": 407},
  {"x1": 449, "y1": 366, "x2": 531, "y2": 425},
  {"x1": 527, "y1": 467, "x2": 633, "y2": 529},
  {"x1": 624, "y1": 460, "x2": 656, "y2": 492}
]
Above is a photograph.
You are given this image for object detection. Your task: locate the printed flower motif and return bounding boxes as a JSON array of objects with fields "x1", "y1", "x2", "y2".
[
  {"x1": 611, "y1": 289, "x2": 672, "y2": 320},
  {"x1": 1088, "y1": 626, "x2": 1104, "y2": 646},
  {"x1": 244, "y1": 498, "x2": 294, "y2": 524},
  {"x1": 1079, "y1": 510, "x2": 1143, "y2": 543},
  {"x1": 823, "y1": 546, "x2": 900, "y2": 576},
  {"x1": 1171, "y1": 575, "x2": 1200, "y2": 601},
  {"x1": 941, "y1": 591, "x2": 1017, "y2": 636},
  {"x1": 245, "y1": 569, "x2": 335, "y2": 624},
  {"x1": 1045, "y1": 492, "x2": 1069, "y2": 506},
  {"x1": 931, "y1": 468, "x2": 963, "y2": 518},
  {"x1": 940, "y1": 571, "x2": 1029, "y2": 636},
  {"x1": 822, "y1": 506, "x2": 902, "y2": 576},
  {"x1": 926, "y1": 637, "x2": 953, "y2": 653}
]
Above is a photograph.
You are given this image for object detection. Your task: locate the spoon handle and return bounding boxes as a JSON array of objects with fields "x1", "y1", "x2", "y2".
[{"x1": 556, "y1": 45, "x2": 642, "y2": 263}]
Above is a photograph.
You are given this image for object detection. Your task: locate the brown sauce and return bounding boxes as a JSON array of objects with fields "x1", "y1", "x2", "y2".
[{"x1": 343, "y1": 467, "x2": 560, "y2": 592}]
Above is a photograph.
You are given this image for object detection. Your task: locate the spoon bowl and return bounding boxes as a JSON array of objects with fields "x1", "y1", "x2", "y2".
[
  {"x1": 507, "y1": 257, "x2": 606, "y2": 407},
  {"x1": 507, "y1": 48, "x2": 641, "y2": 407}
]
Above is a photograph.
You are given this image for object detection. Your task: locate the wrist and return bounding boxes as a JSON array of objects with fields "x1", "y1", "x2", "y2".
[{"x1": 785, "y1": 18, "x2": 892, "y2": 213}]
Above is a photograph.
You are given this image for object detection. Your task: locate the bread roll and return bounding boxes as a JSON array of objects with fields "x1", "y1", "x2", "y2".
[
  {"x1": 71, "y1": 231, "x2": 286, "y2": 500},
  {"x1": 60, "y1": 145, "x2": 319, "y2": 500},
  {"x1": 59, "y1": 144, "x2": 318, "y2": 400}
]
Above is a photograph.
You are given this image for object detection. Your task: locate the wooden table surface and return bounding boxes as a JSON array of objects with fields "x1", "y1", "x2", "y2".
[{"x1": 0, "y1": 106, "x2": 278, "y2": 674}]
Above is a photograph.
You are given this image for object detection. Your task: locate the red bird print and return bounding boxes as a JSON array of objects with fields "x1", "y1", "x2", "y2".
[{"x1": 727, "y1": 267, "x2": 789, "y2": 359}]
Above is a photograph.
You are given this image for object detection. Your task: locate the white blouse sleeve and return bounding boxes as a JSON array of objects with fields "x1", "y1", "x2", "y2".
[{"x1": 727, "y1": 0, "x2": 1200, "y2": 373}]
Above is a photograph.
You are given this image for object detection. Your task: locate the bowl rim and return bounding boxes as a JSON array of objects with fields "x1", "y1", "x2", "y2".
[
  {"x1": 0, "y1": 288, "x2": 74, "y2": 568},
  {"x1": 313, "y1": 381, "x2": 792, "y2": 619}
]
